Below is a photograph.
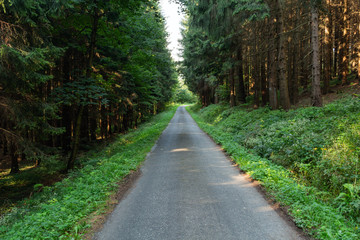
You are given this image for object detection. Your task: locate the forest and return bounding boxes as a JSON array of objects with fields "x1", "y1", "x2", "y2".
[
  {"x1": 180, "y1": 0, "x2": 359, "y2": 109},
  {"x1": 0, "y1": 0, "x2": 177, "y2": 174},
  {"x1": 1, "y1": 0, "x2": 360, "y2": 239},
  {"x1": 180, "y1": 0, "x2": 360, "y2": 238},
  {"x1": 0, "y1": 0, "x2": 178, "y2": 234}
]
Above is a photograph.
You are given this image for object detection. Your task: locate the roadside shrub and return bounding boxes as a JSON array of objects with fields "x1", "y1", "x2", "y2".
[
  {"x1": 334, "y1": 184, "x2": 360, "y2": 222},
  {"x1": 197, "y1": 103, "x2": 228, "y2": 124},
  {"x1": 313, "y1": 121, "x2": 360, "y2": 194}
]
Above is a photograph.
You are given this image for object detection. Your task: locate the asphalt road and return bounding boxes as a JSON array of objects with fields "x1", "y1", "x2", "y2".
[{"x1": 94, "y1": 106, "x2": 305, "y2": 240}]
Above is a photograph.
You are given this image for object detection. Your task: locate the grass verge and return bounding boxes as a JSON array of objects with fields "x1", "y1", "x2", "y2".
[
  {"x1": 0, "y1": 105, "x2": 178, "y2": 240},
  {"x1": 187, "y1": 104, "x2": 360, "y2": 240}
]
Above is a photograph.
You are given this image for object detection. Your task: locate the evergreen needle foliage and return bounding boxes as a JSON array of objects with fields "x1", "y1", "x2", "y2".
[
  {"x1": 180, "y1": 0, "x2": 360, "y2": 109},
  {"x1": 0, "y1": 0, "x2": 177, "y2": 173}
]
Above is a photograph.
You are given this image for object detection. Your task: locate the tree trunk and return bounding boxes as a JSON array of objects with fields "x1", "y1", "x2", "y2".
[
  {"x1": 236, "y1": 42, "x2": 246, "y2": 103},
  {"x1": 311, "y1": 3, "x2": 323, "y2": 107},
  {"x1": 90, "y1": 104, "x2": 97, "y2": 141},
  {"x1": 3, "y1": 140, "x2": 8, "y2": 155},
  {"x1": 291, "y1": 6, "x2": 300, "y2": 104},
  {"x1": 107, "y1": 105, "x2": 111, "y2": 137},
  {"x1": 334, "y1": 7, "x2": 340, "y2": 79},
  {"x1": 288, "y1": 40, "x2": 294, "y2": 104},
  {"x1": 260, "y1": 53, "x2": 268, "y2": 106},
  {"x1": 10, "y1": 144, "x2": 19, "y2": 174},
  {"x1": 67, "y1": 105, "x2": 84, "y2": 170},
  {"x1": 253, "y1": 31, "x2": 261, "y2": 108},
  {"x1": 323, "y1": 1, "x2": 332, "y2": 94},
  {"x1": 277, "y1": 0, "x2": 291, "y2": 110},
  {"x1": 338, "y1": 0, "x2": 349, "y2": 85},
  {"x1": 268, "y1": 13, "x2": 278, "y2": 110},
  {"x1": 244, "y1": 50, "x2": 250, "y2": 96},
  {"x1": 229, "y1": 67, "x2": 236, "y2": 107},
  {"x1": 101, "y1": 104, "x2": 107, "y2": 139},
  {"x1": 81, "y1": 105, "x2": 89, "y2": 141},
  {"x1": 300, "y1": 38, "x2": 309, "y2": 91},
  {"x1": 268, "y1": 47, "x2": 278, "y2": 110}
]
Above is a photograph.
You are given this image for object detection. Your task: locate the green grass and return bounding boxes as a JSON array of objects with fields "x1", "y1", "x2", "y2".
[
  {"x1": 187, "y1": 97, "x2": 360, "y2": 240},
  {"x1": 0, "y1": 105, "x2": 178, "y2": 240}
]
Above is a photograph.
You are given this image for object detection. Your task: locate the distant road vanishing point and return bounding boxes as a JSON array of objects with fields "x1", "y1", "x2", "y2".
[{"x1": 94, "y1": 106, "x2": 305, "y2": 240}]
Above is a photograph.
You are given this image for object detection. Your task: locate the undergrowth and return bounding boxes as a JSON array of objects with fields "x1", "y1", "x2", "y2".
[
  {"x1": 187, "y1": 97, "x2": 360, "y2": 239},
  {"x1": 0, "y1": 105, "x2": 178, "y2": 239},
  {"x1": 0, "y1": 155, "x2": 65, "y2": 217}
]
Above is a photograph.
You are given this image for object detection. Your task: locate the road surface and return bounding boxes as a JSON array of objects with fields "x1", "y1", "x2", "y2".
[{"x1": 94, "y1": 106, "x2": 304, "y2": 240}]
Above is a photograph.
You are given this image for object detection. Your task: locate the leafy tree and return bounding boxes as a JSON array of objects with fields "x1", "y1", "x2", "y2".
[{"x1": 172, "y1": 81, "x2": 197, "y2": 103}]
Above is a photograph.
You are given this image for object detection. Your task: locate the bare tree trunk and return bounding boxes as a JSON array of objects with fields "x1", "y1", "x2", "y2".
[
  {"x1": 277, "y1": 0, "x2": 291, "y2": 110},
  {"x1": 268, "y1": 47, "x2": 278, "y2": 109},
  {"x1": 244, "y1": 48, "x2": 250, "y2": 96},
  {"x1": 236, "y1": 42, "x2": 246, "y2": 103},
  {"x1": 253, "y1": 33, "x2": 261, "y2": 108},
  {"x1": 265, "y1": 0, "x2": 278, "y2": 110},
  {"x1": 229, "y1": 66, "x2": 236, "y2": 107},
  {"x1": 107, "y1": 105, "x2": 111, "y2": 137},
  {"x1": 268, "y1": 13, "x2": 278, "y2": 110},
  {"x1": 3, "y1": 140, "x2": 8, "y2": 155},
  {"x1": 356, "y1": 12, "x2": 360, "y2": 79},
  {"x1": 323, "y1": 1, "x2": 332, "y2": 94},
  {"x1": 334, "y1": 6, "x2": 340, "y2": 79},
  {"x1": 339, "y1": 0, "x2": 349, "y2": 85},
  {"x1": 288, "y1": 39, "x2": 294, "y2": 104},
  {"x1": 311, "y1": 3, "x2": 323, "y2": 107},
  {"x1": 101, "y1": 104, "x2": 107, "y2": 139},
  {"x1": 67, "y1": 105, "x2": 84, "y2": 170},
  {"x1": 291, "y1": 5, "x2": 300, "y2": 104},
  {"x1": 90, "y1": 104, "x2": 97, "y2": 141},
  {"x1": 10, "y1": 144, "x2": 19, "y2": 174},
  {"x1": 261, "y1": 53, "x2": 268, "y2": 106}
]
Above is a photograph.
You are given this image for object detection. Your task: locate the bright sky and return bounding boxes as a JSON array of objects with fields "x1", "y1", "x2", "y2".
[{"x1": 159, "y1": 0, "x2": 184, "y2": 61}]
